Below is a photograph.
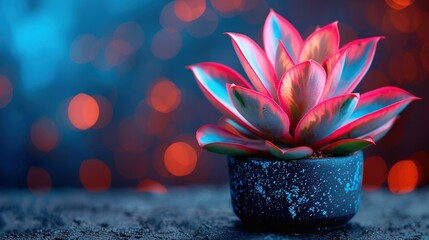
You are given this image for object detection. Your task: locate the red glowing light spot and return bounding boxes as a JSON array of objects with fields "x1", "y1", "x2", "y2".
[
  {"x1": 385, "y1": 0, "x2": 414, "y2": 10},
  {"x1": 93, "y1": 95, "x2": 113, "y2": 129},
  {"x1": 210, "y1": 0, "x2": 243, "y2": 16},
  {"x1": 68, "y1": 93, "x2": 99, "y2": 130},
  {"x1": 174, "y1": 0, "x2": 206, "y2": 22},
  {"x1": 164, "y1": 142, "x2": 198, "y2": 177},
  {"x1": 363, "y1": 156, "x2": 388, "y2": 191},
  {"x1": 136, "y1": 179, "x2": 168, "y2": 194},
  {"x1": 389, "y1": 8, "x2": 421, "y2": 33},
  {"x1": 30, "y1": 117, "x2": 59, "y2": 152},
  {"x1": 27, "y1": 167, "x2": 52, "y2": 195},
  {"x1": 70, "y1": 34, "x2": 100, "y2": 64},
  {"x1": 174, "y1": 133, "x2": 203, "y2": 153},
  {"x1": 80, "y1": 159, "x2": 111, "y2": 192},
  {"x1": 0, "y1": 76, "x2": 13, "y2": 108},
  {"x1": 388, "y1": 160, "x2": 419, "y2": 194},
  {"x1": 152, "y1": 29, "x2": 182, "y2": 60},
  {"x1": 148, "y1": 79, "x2": 181, "y2": 113}
]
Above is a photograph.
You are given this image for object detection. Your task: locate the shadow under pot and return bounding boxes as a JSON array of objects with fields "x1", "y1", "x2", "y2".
[{"x1": 228, "y1": 151, "x2": 363, "y2": 231}]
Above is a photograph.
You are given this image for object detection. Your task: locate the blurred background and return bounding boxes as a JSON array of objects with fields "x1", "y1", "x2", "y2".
[{"x1": 0, "y1": 0, "x2": 427, "y2": 194}]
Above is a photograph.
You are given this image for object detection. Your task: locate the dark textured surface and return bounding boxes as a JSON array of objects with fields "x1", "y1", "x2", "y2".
[
  {"x1": 0, "y1": 186, "x2": 429, "y2": 239},
  {"x1": 229, "y1": 152, "x2": 362, "y2": 228}
]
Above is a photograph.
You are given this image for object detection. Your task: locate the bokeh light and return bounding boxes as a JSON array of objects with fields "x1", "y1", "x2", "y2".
[
  {"x1": 151, "y1": 29, "x2": 182, "y2": 59},
  {"x1": 27, "y1": 167, "x2": 52, "y2": 195},
  {"x1": 388, "y1": 160, "x2": 419, "y2": 194},
  {"x1": 105, "y1": 22, "x2": 144, "y2": 67},
  {"x1": 164, "y1": 142, "x2": 198, "y2": 177},
  {"x1": 93, "y1": 95, "x2": 113, "y2": 129},
  {"x1": 114, "y1": 22, "x2": 144, "y2": 54},
  {"x1": 146, "y1": 110, "x2": 175, "y2": 137},
  {"x1": 385, "y1": 0, "x2": 414, "y2": 10},
  {"x1": 70, "y1": 34, "x2": 100, "y2": 64},
  {"x1": 388, "y1": 8, "x2": 421, "y2": 33},
  {"x1": 410, "y1": 151, "x2": 429, "y2": 186},
  {"x1": 363, "y1": 156, "x2": 388, "y2": 191},
  {"x1": 0, "y1": 0, "x2": 426, "y2": 189},
  {"x1": 210, "y1": 0, "x2": 244, "y2": 17},
  {"x1": 147, "y1": 79, "x2": 181, "y2": 113},
  {"x1": 174, "y1": 0, "x2": 206, "y2": 22},
  {"x1": 160, "y1": 2, "x2": 187, "y2": 32},
  {"x1": 105, "y1": 40, "x2": 131, "y2": 66},
  {"x1": 0, "y1": 76, "x2": 13, "y2": 108},
  {"x1": 79, "y1": 159, "x2": 111, "y2": 192},
  {"x1": 136, "y1": 179, "x2": 168, "y2": 194},
  {"x1": 30, "y1": 117, "x2": 59, "y2": 152},
  {"x1": 68, "y1": 93, "x2": 100, "y2": 130}
]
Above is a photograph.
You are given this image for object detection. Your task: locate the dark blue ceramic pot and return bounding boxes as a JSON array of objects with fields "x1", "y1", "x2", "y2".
[{"x1": 228, "y1": 151, "x2": 363, "y2": 230}]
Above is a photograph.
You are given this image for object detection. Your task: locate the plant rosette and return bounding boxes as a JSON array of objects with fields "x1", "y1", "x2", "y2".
[{"x1": 189, "y1": 10, "x2": 419, "y2": 230}]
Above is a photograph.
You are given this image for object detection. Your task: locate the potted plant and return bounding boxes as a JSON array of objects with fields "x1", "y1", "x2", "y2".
[{"x1": 188, "y1": 10, "x2": 419, "y2": 230}]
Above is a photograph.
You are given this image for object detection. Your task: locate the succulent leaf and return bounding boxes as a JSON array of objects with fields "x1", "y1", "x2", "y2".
[
  {"x1": 265, "y1": 141, "x2": 313, "y2": 159},
  {"x1": 358, "y1": 117, "x2": 397, "y2": 142},
  {"x1": 320, "y1": 137, "x2": 375, "y2": 156},
  {"x1": 263, "y1": 9, "x2": 303, "y2": 64},
  {"x1": 278, "y1": 60, "x2": 326, "y2": 129},
  {"x1": 220, "y1": 118, "x2": 259, "y2": 139},
  {"x1": 316, "y1": 89, "x2": 419, "y2": 147},
  {"x1": 190, "y1": 12, "x2": 419, "y2": 159},
  {"x1": 196, "y1": 124, "x2": 266, "y2": 155},
  {"x1": 334, "y1": 37, "x2": 383, "y2": 95},
  {"x1": 226, "y1": 32, "x2": 278, "y2": 98},
  {"x1": 295, "y1": 93, "x2": 359, "y2": 144},
  {"x1": 188, "y1": 63, "x2": 262, "y2": 135},
  {"x1": 274, "y1": 40, "x2": 295, "y2": 79},
  {"x1": 229, "y1": 84, "x2": 292, "y2": 142},
  {"x1": 321, "y1": 49, "x2": 347, "y2": 100},
  {"x1": 350, "y1": 87, "x2": 417, "y2": 121},
  {"x1": 299, "y1": 22, "x2": 340, "y2": 63}
]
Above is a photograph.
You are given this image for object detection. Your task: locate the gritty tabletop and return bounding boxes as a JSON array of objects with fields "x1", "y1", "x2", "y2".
[{"x1": 0, "y1": 185, "x2": 428, "y2": 239}]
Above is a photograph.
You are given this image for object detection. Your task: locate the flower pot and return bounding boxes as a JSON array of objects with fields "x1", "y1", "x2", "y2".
[{"x1": 228, "y1": 151, "x2": 363, "y2": 231}]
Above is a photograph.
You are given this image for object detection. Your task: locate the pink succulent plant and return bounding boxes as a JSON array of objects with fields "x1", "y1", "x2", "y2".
[{"x1": 188, "y1": 10, "x2": 419, "y2": 159}]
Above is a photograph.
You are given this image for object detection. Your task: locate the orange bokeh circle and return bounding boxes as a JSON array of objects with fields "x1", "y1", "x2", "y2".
[
  {"x1": 80, "y1": 159, "x2": 112, "y2": 192},
  {"x1": 388, "y1": 159, "x2": 419, "y2": 194},
  {"x1": 68, "y1": 93, "x2": 100, "y2": 130},
  {"x1": 148, "y1": 79, "x2": 181, "y2": 113},
  {"x1": 164, "y1": 142, "x2": 198, "y2": 177}
]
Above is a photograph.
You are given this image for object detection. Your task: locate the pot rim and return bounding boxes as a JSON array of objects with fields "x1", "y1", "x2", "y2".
[{"x1": 229, "y1": 151, "x2": 363, "y2": 164}]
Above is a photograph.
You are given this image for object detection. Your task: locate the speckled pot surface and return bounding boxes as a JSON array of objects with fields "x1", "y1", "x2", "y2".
[{"x1": 228, "y1": 151, "x2": 363, "y2": 230}]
